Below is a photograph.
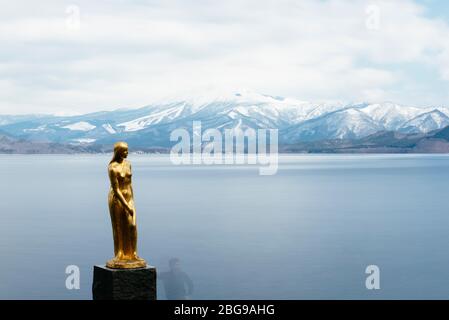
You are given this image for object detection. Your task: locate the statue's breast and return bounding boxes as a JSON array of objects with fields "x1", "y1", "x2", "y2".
[
  {"x1": 119, "y1": 169, "x2": 132, "y2": 183},
  {"x1": 117, "y1": 164, "x2": 131, "y2": 178}
]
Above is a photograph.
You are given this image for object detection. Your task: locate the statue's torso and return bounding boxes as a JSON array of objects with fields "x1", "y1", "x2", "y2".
[{"x1": 110, "y1": 160, "x2": 133, "y2": 201}]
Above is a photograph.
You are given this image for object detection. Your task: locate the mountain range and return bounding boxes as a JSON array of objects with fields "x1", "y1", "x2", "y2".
[{"x1": 2, "y1": 91, "x2": 449, "y2": 153}]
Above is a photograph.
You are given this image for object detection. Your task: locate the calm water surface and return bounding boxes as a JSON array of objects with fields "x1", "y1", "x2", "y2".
[{"x1": 1, "y1": 154, "x2": 449, "y2": 299}]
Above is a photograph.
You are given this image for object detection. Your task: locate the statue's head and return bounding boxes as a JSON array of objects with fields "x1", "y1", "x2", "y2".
[{"x1": 111, "y1": 141, "x2": 129, "y2": 162}]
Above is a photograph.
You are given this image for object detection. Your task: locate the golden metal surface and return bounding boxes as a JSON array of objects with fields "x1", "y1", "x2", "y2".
[{"x1": 106, "y1": 142, "x2": 147, "y2": 269}]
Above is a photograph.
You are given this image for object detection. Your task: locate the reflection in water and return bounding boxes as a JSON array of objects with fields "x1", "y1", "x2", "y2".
[{"x1": 159, "y1": 258, "x2": 194, "y2": 300}]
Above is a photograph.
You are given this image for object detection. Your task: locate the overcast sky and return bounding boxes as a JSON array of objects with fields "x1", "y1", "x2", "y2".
[{"x1": 1, "y1": 0, "x2": 449, "y2": 114}]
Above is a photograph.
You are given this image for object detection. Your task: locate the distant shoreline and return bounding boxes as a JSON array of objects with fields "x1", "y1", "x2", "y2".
[{"x1": 1, "y1": 151, "x2": 449, "y2": 155}]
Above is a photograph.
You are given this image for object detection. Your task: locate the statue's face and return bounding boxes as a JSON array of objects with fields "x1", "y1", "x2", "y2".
[{"x1": 121, "y1": 148, "x2": 128, "y2": 159}]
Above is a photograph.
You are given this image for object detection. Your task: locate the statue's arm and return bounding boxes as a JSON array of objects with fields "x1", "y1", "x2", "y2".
[
  {"x1": 109, "y1": 166, "x2": 133, "y2": 215},
  {"x1": 129, "y1": 163, "x2": 134, "y2": 197}
]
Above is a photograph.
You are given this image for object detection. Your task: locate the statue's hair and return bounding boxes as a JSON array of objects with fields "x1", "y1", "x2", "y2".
[{"x1": 110, "y1": 141, "x2": 128, "y2": 164}]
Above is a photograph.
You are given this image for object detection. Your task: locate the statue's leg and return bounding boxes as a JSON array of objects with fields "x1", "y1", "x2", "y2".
[
  {"x1": 113, "y1": 199, "x2": 125, "y2": 260},
  {"x1": 109, "y1": 194, "x2": 120, "y2": 258},
  {"x1": 130, "y1": 220, "x2": 138, "y2": 258},
  {"x1": 127, "y1": 200, "x2": 139, "y2": 259},
  {"x1": 123, "y1": 213, "x2": 136, "y2": 258}
]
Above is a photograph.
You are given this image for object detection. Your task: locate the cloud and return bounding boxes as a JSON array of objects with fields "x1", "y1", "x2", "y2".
[{"x1": 0, "y1": 0, "x2": 449, "y2": 114}]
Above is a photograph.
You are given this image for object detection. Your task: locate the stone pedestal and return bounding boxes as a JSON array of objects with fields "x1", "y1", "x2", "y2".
[{"x1": 92, "y1": 265, "x2": 157, "y2": 300}]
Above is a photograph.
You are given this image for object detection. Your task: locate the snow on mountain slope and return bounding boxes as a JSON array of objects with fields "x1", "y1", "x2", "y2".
[
  {"x1": 71, "y1": 138, "x2": 96, "y2": 144},
  {"x1": 62, "y1": 121, "x2": 96, "y2": 131},
  {"x1": 117, "y1": 102, "x2": 207, "y2": 132},
  {"x1": 102, "y1": 123, "x2": 116, "y2": 134},
  {"x1": 224, "y1": 100, "x2": 345, "y2": 127},
  {"x1": 399, "y1": 110, "x2": 449, "y2": 133},
  {"x1": 281, "y1": 108, "x2": 384, "y2": 142},
  {"x1": 109, "y1": 93, "x2": 304, "y2": 146},
  {"x1": 114, "y1": 92, "x2": 344, "y2": 133},
  {"x1": 359, "y1": 103, "x2": 423, "y2": 130}
]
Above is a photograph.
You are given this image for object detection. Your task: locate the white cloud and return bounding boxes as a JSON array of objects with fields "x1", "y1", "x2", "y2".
[{"x1": 0, "y1": 0, "x2": 449, "y2": 114}]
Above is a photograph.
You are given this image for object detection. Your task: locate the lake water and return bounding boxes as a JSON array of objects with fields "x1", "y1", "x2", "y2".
[{"x1": 1, "y1": 154, "x2": 449, "y2": 299}]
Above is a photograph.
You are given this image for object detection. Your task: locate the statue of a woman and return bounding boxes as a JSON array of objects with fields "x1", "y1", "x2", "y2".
[{"x1": 106, "y1": 142, "x2": 146, "y2": 269}]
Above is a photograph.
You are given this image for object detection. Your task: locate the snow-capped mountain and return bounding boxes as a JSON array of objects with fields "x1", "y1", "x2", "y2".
[
  {"x1": 399, "y1": 109, "x2": 449, "y2": 134},
  {"x1": 281, "y1": 107, "x2": 384, "y2": 141},
  {"x1": 0, "y1": 91, "x2": 448, "y2": 148}
]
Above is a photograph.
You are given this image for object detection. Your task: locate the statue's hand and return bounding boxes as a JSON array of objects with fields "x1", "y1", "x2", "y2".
[{"x1": 125, "y1": 204, "x2": 134, "y2": 216}]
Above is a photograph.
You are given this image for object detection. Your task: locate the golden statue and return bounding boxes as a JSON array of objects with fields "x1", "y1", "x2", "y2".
[{"x1": 106, "y1": 142, "x2": 147, "y2": 269}]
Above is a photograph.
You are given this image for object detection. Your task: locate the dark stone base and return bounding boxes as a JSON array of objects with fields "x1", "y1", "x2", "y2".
[{"x1": 92, "y1": 265, "x2": 157, "y2": 300}]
